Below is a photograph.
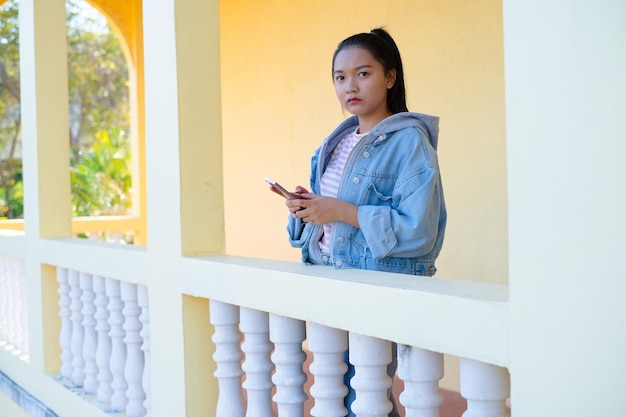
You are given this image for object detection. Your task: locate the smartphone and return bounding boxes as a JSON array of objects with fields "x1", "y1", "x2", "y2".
[{"x1": 264, "y1": 177, "x2": 297, "y2": 200}]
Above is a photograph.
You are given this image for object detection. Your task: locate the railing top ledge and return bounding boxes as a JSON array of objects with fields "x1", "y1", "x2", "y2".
[
  {"x1": 188, "y1": 255, "x2": 508, "y2": 303},
  {"x1": 185, "y1": 255, "x2": 510, "y2": 366},
  {"x1": 0, "y1": 229, "x2": 25, "y2": 237}
]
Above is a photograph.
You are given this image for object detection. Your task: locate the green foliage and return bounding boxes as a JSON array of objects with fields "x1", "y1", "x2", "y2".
[
  {"x1": 0, "y1": 0, "x2": 132, "y2": 219},
  {"x1": 0, "y1": 159, "x2": 22, "y2": 219},
  {"x1": 0, "y1": 0, "x2": 21, "y2": 160},
  {"x1": 0, "y1": 0, "x2": 23, "y2": 219},
  {"x1": 66, "y1": 0, "x2": 130, "y2": 150},
  {"x1": 71, "y1": 129, "x2": 131, "y2": 216}
]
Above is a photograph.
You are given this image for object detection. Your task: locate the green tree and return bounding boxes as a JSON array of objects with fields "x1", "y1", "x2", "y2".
[
  {"x1": 66, "y1": 0, "x2": 130, "y2": 150},
  {"x1": 0, "y1": 0, "x2": 21, "y2": 219},
  {"x1": 71, "y1": 128, "x2": 131, "y2": 216},
  {"x1": 0, "y1": 0, "x2": 131, "y2": 219}
]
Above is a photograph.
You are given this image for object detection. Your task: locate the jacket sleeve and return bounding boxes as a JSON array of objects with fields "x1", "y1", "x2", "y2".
[
  {"x1": 287, "y1": 216, "x2": 307, "y2": 247},
  {"x1": 357, "y1": 136, "x2": 444, "y2": 260}
]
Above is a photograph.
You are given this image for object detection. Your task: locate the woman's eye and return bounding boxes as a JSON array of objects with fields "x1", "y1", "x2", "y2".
[
  {"x1": 335, "y1": 75, "x2": 344, "y2": 81},
  {"x1": 358, "y1": 72, "x2": 368, "y2": 77}
]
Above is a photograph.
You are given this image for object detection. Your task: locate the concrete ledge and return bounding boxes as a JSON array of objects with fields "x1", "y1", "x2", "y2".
[
  {"x1": 0, "y1": 371, "x2": 59, "y2": 417},
  {"x1": 0, "y1": 391, "x2": 30, "y2": 417}
]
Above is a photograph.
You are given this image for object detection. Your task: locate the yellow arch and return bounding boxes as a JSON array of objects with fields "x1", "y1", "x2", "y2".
[
  {"x1": 87, "y1": 0, "x2": 147, "y2": 245},
  {"x1": 83, "y1": 0, "x2": 141, "y2": 67},
  {"x1": 77, "y1": 0, "x2": 147, "y2": 245},
  {"x1": 0, "y1": 0, "x2": 147, "y2": 244}
]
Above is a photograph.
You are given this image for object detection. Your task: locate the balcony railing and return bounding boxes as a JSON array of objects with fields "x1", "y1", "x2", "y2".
[
  {"x1": 0, "y1": 216, "x2": 142, "y2": 244},
  {"x1": 0, "y1": 240, "x2": 510, "y2": 417},
  {"x1": 0, "y1": 255, "x2": 28, "y2": 360}
]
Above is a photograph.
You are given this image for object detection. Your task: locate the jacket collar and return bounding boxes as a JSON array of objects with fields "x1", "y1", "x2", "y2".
[{"x1": 326, "y1": 112, "x2": 440, "y2": 150}]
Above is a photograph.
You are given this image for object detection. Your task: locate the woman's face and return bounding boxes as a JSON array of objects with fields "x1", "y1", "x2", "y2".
[{"x1": 333, "y1": 46, "x2": 396, "y2": 127}]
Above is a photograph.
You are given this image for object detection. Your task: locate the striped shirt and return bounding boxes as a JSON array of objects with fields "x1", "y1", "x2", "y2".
[{"x1": 319, "y1": 128, "x2": 367, "y2": 253}]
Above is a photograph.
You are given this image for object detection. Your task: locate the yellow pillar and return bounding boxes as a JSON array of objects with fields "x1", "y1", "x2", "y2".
[
  {"x1": 174, "y1": 0, "x2": 225, "y2": 257},
  {"x1": 128, "y1": 0, "x2": 148, "y2": 246},
  {"x1": 19, "y1": 0, "x2": 71, "y2": 372},
  {"x1": 142, "y1": 0, "x2": 223, "y2": 415},
  {"x1": 20, "y1": 0, "x2": 72, "y2": 238},
  {"x1": 174, "y1": 0, "x2": 224, "y2": 414}
]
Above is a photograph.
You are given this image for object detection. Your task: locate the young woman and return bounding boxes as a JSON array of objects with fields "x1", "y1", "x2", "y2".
[
  {"x1": 278, "y1": 28, "x2": 447, "y2": 416},
  {"x1": 285, "y1": 28, "x2": 446, "y2": 277}
]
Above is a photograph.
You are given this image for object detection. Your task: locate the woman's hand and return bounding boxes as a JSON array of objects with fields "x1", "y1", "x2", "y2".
[
  {"x1": 287, "y1": 192, "x2": 360, "y2": 228},
  {"x1": 283, "y1": 185, "x2": 310, "y2": 214}
]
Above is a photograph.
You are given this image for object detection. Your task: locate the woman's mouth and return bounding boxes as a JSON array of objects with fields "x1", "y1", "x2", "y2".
[{"x1": 347, "y1": 98, "x2": 361, "y2": 104}]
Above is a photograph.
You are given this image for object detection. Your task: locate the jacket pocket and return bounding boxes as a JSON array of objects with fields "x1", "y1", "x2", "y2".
[
  {"x1": 288, "y1": 219, "x2": 315, "y2": 248},
  {"x1": 360, "y1": 181, "x2": 394, "y2": 207}
]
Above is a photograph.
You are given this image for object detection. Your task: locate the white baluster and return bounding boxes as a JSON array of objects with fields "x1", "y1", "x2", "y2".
[
  {"x1": 0, "y1": 258, "x2": 8, "y2": 343},
  {"x1": 1, "y1": 257, "x2": 12, "y2": 347},
  {"x1": 397, "y1": 345, "x2": 444, "y2": 417},
  {"x1": 68, "y1": 269, "x2": 85, "y2": 387},
  {"x1": 122, "y1": 282, "x2": 146, "y2": 417},
  {"x1": 107, "y1": 278, "x2": 128, "y2": 412},
  {"x1": 93, "y1": 276, "x2": 113, "y2": 403},
  {"x1": 308, "y1": 322, "x2": 348, "y2": 417},
  {"x1": 240, "y1": 307, "x2": 273, "y2": 417},
  {"x1": 112, "y1": 231, "x2": 123, "y2": 243},
  {"x1": 81, "y1": 273, "x2": 98, "y2": 395},
  {"x1": 460, "y1": 358, "x2": 510, "y2": 417},
  {"x1": 138, "y1": 285, "x2": 151, "y2": 417},
  {"x1": 8, "y1": 258, "x2": 20, "y2": 350},
  {"x1": 18, "y1": 259, "x2": 28, "y2": 357},
  {"x1": 209, "y1": 300, "x2": 244, "y2": 417},
  {"x1": 349, "y1": 333, "x2": 393, "y2": 417},
  {"x1": 269, "y1": 314, "x2": 307, "y2": 417},
  {"x1": 57, "y1": 268, "x2": 73, "y2": 381}
]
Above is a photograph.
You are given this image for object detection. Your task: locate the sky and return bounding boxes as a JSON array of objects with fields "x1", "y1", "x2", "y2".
[{"x1": 68, "y1": 0, "x2": 109, "y2": 34}]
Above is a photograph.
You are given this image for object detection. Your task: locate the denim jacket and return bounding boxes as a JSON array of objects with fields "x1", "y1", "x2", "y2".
[{"x1": 287, "y1": 112, "x2": 447, "y2": 276}]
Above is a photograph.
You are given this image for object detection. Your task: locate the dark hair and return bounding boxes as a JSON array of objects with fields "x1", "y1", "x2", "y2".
[{"x1": 332, "y1": 28, "x2": 408, "y2": 114}]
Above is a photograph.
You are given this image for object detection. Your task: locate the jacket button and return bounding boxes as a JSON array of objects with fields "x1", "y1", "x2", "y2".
[
  {"x1": 363, "y1": 151, "x2": 370, "y2": 158},
  {"x1": 352, "y1": 177, "x2": 360, "y2": 184},
  {"x1": 335, "y1": 260, "x2": 343, "y2": 266},
  {"x1": 337, "y1": 236, "x2": 344, "y2": 243}
]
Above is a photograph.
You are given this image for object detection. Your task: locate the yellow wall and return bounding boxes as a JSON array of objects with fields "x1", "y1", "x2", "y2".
[
  {"x1": 220, "y1": 0, "x2": 507, "y2": 283},
  {"x1": 2, "y1": 0, "x2": 506, "y2": 282}
]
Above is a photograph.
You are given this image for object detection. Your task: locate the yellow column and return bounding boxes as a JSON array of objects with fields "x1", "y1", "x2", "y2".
[
  {"x1": 174, "y1": 0, "x2": 225, "y2": 257},
  {"x1": 20, "y1": 0, "x2": 71, "y2": 238},
  {"x1": 127, "y1": 0, "x2": 148, "y2": 246},
  {"x1": 143, "y1": 0, "x2": 223, "y2": 415},
  {"x1": 19, "y1": 0, "x2": 71, "y2": 371},
  {"x1": 175, "y1": 0, "x2": 224, "y2": 411}
]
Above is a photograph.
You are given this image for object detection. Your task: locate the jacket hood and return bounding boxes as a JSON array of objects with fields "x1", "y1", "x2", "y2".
[{"x1": 329, "y1": 112, "x2": 440, "y2": 150}]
